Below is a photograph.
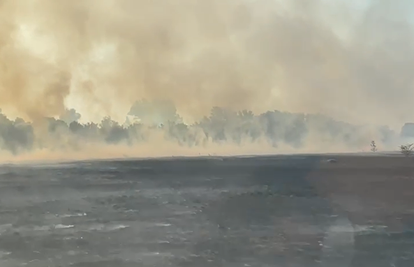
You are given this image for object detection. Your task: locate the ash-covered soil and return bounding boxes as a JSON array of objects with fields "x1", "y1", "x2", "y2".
[{"x1": 0, "y1": 155, "x2": 413, "y2": 266}]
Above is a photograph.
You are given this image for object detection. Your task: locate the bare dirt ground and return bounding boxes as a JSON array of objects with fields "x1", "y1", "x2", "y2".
[{"x1": 0, "y1": 154, "x2": 412, "y2": 266}]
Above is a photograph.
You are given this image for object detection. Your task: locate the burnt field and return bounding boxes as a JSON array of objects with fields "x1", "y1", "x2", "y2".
[{"x1": 0, "y1": 154, "x2": 413, "y2": 266}]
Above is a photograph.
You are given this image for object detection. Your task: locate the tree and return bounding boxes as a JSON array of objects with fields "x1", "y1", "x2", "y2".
[{"x1": 370, "y1": 141, "x2": 377, "y2": 152}]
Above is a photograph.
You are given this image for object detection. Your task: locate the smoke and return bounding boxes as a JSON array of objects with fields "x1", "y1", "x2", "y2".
[
  {"x1": 0, "y1": 102, "x2": 400, "y2": 163},
  {"x1": 0, "y1": 0, "x2": 412, "y2": 160}
]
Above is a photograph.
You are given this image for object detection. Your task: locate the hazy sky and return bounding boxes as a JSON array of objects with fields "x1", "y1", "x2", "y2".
[{"x1": 0, "y1": 0, "x2": 413, "y2": 129}]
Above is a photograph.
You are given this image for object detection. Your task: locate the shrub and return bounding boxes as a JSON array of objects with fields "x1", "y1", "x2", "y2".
[{"x1": 400, "y1": 143, "x2": 414, "y2": 156}]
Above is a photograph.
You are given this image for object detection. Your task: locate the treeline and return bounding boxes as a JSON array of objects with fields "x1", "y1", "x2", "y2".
[{"x1": 0, "y1": 101, "x2": 396, "y2": 155}]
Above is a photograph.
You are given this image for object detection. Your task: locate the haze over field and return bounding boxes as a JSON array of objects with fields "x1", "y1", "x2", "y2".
[{"x1": 0, "y1": 0, "x2": 412, "y2": 160}]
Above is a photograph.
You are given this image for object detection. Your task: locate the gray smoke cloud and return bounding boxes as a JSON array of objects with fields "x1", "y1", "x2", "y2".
[{"x1": 0, "y1": 0, "x2": 412, "y2": 160}]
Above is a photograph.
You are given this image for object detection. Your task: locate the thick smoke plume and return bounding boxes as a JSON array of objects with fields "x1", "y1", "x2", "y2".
[{"x1": 0, "y1": 0, "x2": 412, "y2": 160}]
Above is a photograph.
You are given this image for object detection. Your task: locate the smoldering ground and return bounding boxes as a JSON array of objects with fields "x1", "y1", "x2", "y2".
[{"x1": 0, "y1": 0, "x2": 411, "y2": 160}]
